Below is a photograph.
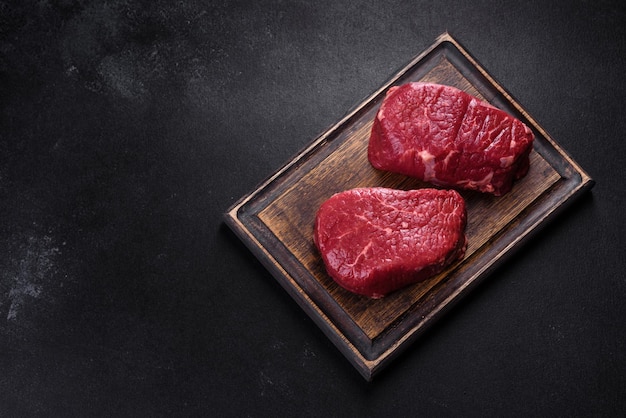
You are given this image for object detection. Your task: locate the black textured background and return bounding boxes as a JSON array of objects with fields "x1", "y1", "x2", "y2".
[{"x1": 1, "y1": 1, "x2": 625, "y2": 416}]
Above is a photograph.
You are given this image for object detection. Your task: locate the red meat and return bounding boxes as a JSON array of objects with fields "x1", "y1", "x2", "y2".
[
  {"x1": 368, "y1": 82, "x2": 535, "y2": 196},
  {"x1": 314, "y1": 187, "x2": 467, "y2": 298}
]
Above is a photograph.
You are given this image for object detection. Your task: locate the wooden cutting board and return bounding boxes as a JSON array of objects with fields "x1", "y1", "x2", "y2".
[{"x1": 224, "y1": 32, "x2": 594, "y2": 381}]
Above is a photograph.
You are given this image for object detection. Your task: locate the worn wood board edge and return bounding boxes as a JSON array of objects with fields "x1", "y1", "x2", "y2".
[{"x1": 223, "y1": 32, "x2": 595, "y2": 381}]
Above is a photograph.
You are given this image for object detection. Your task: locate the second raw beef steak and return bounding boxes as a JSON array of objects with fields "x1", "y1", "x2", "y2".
[{"x1": 314, "y1": 187, "x2": 467, "y2": 298}]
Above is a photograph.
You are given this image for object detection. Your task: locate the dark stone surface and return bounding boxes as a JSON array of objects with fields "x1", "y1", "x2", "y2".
[{"x1": 1, "y1": 0, "x2": 624, "y2": 415}]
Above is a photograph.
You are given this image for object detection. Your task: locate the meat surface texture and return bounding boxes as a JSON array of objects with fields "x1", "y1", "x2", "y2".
[
  {"x1": 368, "y1": 82, "x2": 535, "y2": 196},
  {"x1": 314, "y1": 187, "x2": 467, "y2": 298}
]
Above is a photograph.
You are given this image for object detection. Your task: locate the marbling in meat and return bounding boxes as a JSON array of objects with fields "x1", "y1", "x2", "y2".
[
  {"x1": 368, "y1": 82, "x2": 535, "y2": 196},
  {"x1": 314, "y1": 187, "x2": 467, "y2": 298}
]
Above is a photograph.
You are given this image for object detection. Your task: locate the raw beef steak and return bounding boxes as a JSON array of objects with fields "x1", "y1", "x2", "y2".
[
  {"x1": 314, "y1": 187, "x2": 467, "y2": 298},
  {"x1": 368, "y1": 82, "x2": 535, "y2": 196}
]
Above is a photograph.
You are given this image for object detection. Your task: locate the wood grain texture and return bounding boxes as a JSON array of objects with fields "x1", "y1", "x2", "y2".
[{"x1": 225, "y1": 33, "x2": 594, "y2": 380}]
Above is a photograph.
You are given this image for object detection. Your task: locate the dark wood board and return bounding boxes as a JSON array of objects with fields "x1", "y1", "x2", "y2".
[{"x1": 224, "y1": 33, "x2": 595, "y2": 381}]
